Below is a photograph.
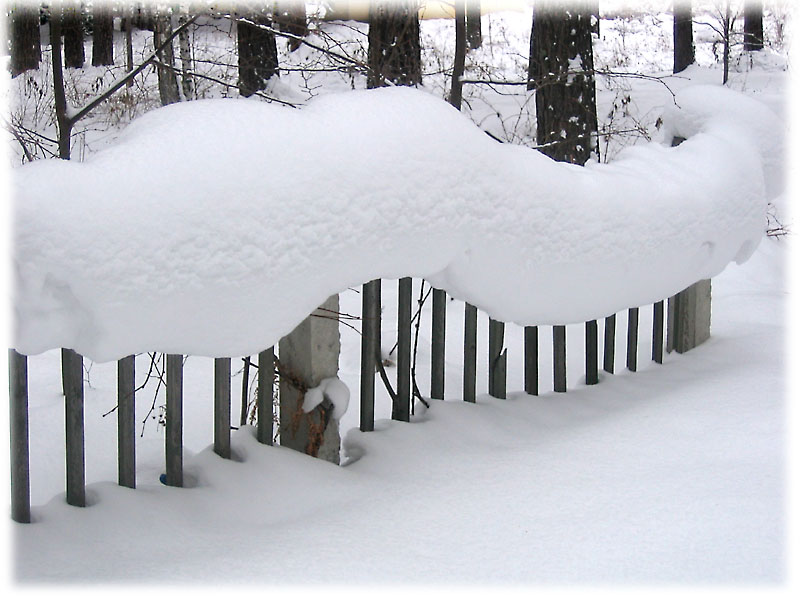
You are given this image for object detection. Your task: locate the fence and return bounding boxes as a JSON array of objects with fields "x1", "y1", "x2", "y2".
[{"x1": 8, "y1": 277, "x2": 711, "y2": 524}]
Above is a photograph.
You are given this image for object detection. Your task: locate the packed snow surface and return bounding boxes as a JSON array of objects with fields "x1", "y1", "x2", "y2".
[{"x1": 12, "y1": 85, "x2": 778, "y2": 361}]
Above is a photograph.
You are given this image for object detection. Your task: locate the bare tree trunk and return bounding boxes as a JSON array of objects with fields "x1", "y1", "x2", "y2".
[
  {"x1": 177, "y1": 9, "x2": 195, "y2": 99},
  {"x1": 62, "y1": 0, "x2": 85, "y2": 69},
  {"x1": 722, "y1": 1, "x2": 731, "y2": 84},
  {"x1": 673, "y1": 0, "x2": 694, "y2": 73},
  {"x1": 368, "y1": 0, "x2": 421, "y2": 88},
  {"x1": 466, "y1": 0, "x2": 481, "y2": 49},
  {"x1": 132, "y1": 2, "x2": 155, "y2": 31},
  {"x1": 92, "y1": 4, "x2": 114, "y2": 66},
  {"x1": 528, "y1": 0, "x2": 598, "y2": 165},
  {"x1": 450, "y1": 1, "x2": 466, "y2": 109},
  {"x1": 9, "y1": 3, "x2": 42, "y2": 77},
  {"x1": 275, "y1": 0, "x2": 307, "y2": 51},
  {"x1": 744, "y1": 0, "x2": 764, "y2": 51},
  {"x1": 237, "y1": 3, "x2": 279, "y2": 97},
  {"x1": 125, "y1": 5, "x2": 134, "y2": 87},
  {"x1": 50, "y1": 4, "x2": 73, "y2": 160},
  {"x1": 154, "y1": 8, "x2": 181, "y2": 105}
]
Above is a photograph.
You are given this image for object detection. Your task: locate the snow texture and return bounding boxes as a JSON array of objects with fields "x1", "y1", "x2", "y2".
[
  {"x1": 11, "y1": 85, "x2": 779, "y2": 362},
  {"x1": 302, "y1": 376, "x2": 350, "y2": 421}
]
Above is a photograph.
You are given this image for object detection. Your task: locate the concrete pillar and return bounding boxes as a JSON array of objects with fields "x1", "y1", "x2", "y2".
[
  {"x1": 279, "y1": 295, "x2": 341, "y2": 464},
  {"x1": 667, "y1": 279, "x2": 712, "y2": 354}
]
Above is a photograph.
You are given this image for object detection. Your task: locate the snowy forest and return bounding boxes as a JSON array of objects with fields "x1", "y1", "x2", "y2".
[{"x1": 4, "y1": 0, "x2": 793, "y2": 587}]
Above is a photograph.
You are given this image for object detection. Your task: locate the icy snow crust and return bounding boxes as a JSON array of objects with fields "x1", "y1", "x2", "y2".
[{"x1": 12, "y1": 86, "x2": 778, "y2": 362}]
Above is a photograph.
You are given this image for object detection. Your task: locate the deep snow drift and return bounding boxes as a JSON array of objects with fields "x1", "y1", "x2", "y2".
[{"x1": 11, "y1": 84, "x2": 780, "y2": 362}]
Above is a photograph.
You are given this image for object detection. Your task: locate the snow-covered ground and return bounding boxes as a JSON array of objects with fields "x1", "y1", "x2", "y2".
[
  {"x1": 3, "y1": 2, "x2": 795, "y2": 588},
  {"x1": 11, "y1": 236, "x2": 788, "y2": 583}
]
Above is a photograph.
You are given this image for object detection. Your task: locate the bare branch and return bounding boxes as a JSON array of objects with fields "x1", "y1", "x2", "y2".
[{"x1": 69, "y1": 15, "x2": 200, "y2": 126}]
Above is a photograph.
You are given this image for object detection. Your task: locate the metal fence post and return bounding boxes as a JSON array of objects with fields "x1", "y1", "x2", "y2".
[
  {"x1": 585, "y1": 320, "x2": 598, "y2": 385},
  {"x1": 10, "y1": 349, "x2": 31, "y2": 523},
  {"x1": 431, "y1": 288, "x2": 446, "y2": 399},
  {"x1": 64, "y1": 349, "x2": 85, "y2": 507},
  {"x1": 117, "y1": 355, "x2": 136, "y2": 488},
  {"x1": 360, "y1": 279, "x2": 379, "y2": 432},
  {"x1": 396, "y1": 277, "x2": 412, "y2": 420},
  {"x1": 524, "y1": 325, "x2": 538, "y2": 396},
  {"x1": 488, "y1": 319, "x2": 506, "y2": 399},
  {"x1": 463, "y1": 303, "x2": 478, "y2": 403},
  {"x1": 165, "y1": 354, "x2": 183, "y2": 487},
  {"x1": 214, "y1": 357, "x2": 231, "y2": 459},
  {"x1": 627, "y1": 307, "x2": 639, "y2": 372},
  {"x1": 553, "y1": 326, "x2": 567, "y2": 392},
  {"x1": 603, "y1": 314, "x2": 616, "y2": 374},
  {"x1": 652, "y1": 301, "x2": 665, "y2": 363}
]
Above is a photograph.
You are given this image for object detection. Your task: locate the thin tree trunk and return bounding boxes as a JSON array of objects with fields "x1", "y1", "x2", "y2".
[
  {"x1": 673, "y1": 0, "x2": 694, "y2": 73},
  {"x1": 9, "y1": 3, "x2": 42, "y2": 77},
  {"x1": 723, "y1": 1, "x2": 731, "y2": 84},
  {"x1": 132, "y1": 2, "x2": 155, "y2": 31},
  {"x1": 154, "y1": 9, "x2": 181, "y2": 105},
  {"x1": 466, "y1": 0, "x2": 481, "y2": 49},
  {"x1": 50, "y1": 5, "x2": 73, "y2": 160},
  {"x1": 125, "y1": 6, "x2": 134, "y2": 87},
  {"x1": 92, "y1": 4, "x2": 114, "y2": 66},
  {"x1": 449, "y1": 1, "x2": 466, "y2": 109},
  {"x1": 62, "y1": 0, "x2": 85, "y2": 69},
  {"x1": 177, "y1": 10, "x2": 194, "y2": 99}
]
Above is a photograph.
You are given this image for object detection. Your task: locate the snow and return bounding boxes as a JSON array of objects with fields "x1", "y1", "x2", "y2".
[
  {"x1": 11, "y1": 236, "x2": 787, "y2": 583},
  {"x1": 4, "y1": 4, "x2": 792, "y2": 588},
  {"x1": 303, "y1": 376, "x2": 350, "y2": 420},
  {"x1": 12, "y1": 83, "x2": 778, "y2": 363}
]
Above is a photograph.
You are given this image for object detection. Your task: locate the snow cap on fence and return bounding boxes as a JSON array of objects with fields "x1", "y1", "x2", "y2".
[
  {"x1": 303, "y1": 377, "x2": 350, "y2": 421},
  {"x1": 11, "y1": 85, "x2": 777, "y2": 362}
]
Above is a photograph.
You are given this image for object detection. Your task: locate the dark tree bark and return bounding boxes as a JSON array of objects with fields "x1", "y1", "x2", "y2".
[
  {"x1": 62, "y1": 0, "x2": 85, "y2": 69},
  {"x1": 466, "y1": 0, "x2": 481, "y2": 49},
  {"x1": 9, "y1": 3, "x2": 42, "y2": 77},
  {"x1": 673, "y1": 0, "x2": 694, "y2": 73},
  {"x1": 367, "y1": 0, "x2": 421, "y2": 88},
  {"x1": 744, "y1": 0, "x2": 764, "y2": 51},
  {"x1": 275, "y1": 0, "x2": 307, "y2": 51},
  {"x1": 131, "y1": 2, "x2": 155, "y2": 31},
  {"x1": 92, "y1": 4, "x2": 114, "y2": 66},
  {"x1": 154, "y1": 9, "x2": 181, "y2": 105},
  {"x1": 237, "y1": 3, "x2": 279, "y2": 97},
  {"x1": 527, "y1": 0, "x2": 598, "y2": 165},
  {"x1": 50, "y1": 5, "x2": 73, "y2": 160},
  {"x1": 722, "y1": 1, "x2": 731, "y2": 84},
  {"x1": 450, "y1": 0, "x2": 467, "y2": 109}
]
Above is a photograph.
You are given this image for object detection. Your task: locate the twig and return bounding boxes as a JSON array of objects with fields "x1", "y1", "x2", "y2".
[
  {"x1": 68, "y1": 14, "x2": 200, "y2": 126},
  {"x1": 410, "y1": 281, "x2": 431, "y2": 412},
  {"x1": 231, "y1": 16, "x2": 372, "y2": 76},
  {"x1": 150, "y1": 60, "x2": 298, "y2": 107}
]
